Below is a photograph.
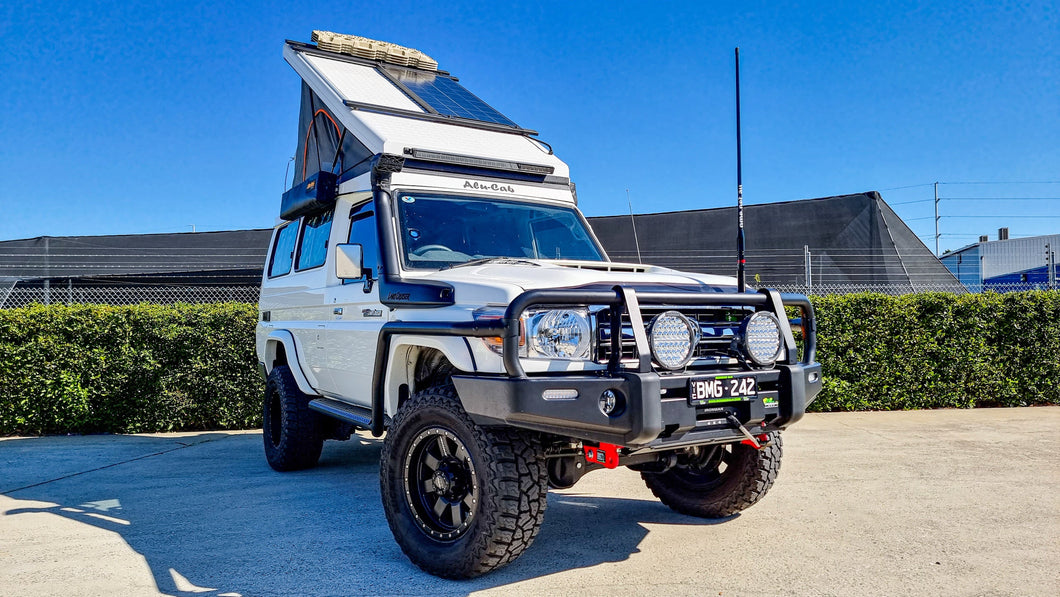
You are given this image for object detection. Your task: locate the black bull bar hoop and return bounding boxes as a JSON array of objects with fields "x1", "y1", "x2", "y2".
[{"x1": 370, "y1": 286, "x2": 817, "y2": 435}]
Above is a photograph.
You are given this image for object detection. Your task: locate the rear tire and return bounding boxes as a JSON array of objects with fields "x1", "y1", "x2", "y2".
[
  {"x1": 262, "y1": 365, "x2": 325, "y2": 471},
  {"x1": 641, "y1": 433, "x2": 782, "y2": 518},
  {"x1": 380, "y1": 384, "x2": 548, "y2": 579}
]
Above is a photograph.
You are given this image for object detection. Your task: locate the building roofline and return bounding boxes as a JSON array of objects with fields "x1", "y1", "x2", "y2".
[
  {"x1": 587, "y1": 191, "x2": 882, "y2": 219},
  {"x1": 0, "y1": 229, "x2": 274, "y2": 245}
]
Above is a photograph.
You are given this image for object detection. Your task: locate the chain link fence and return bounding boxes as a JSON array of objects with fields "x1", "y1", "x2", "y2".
[
  {"x1": 771, "y1": 282, "x2": 1056, "y2": 295},
  {"x1": 1, "y1": 285, "x2": 261, "y2": 309},
  {"x1": 4, "y1": 280, "x2": 1054, "y2": 310}
]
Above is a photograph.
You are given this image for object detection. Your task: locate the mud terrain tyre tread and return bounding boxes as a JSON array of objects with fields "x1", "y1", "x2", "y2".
[
  {"x1": 642, "y1": 433, "x2": 782, "y2": 518},
  {"x1": 380, "y1": 384, "x2": 548, "y2": 579},
  {"x1": 262, "y1": 365, "x2": 325, "y2": 471}
]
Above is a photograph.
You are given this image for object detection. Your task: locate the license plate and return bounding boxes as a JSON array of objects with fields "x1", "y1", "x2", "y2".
[{"x1": 688, "y1": 374, "x2": 758, "y2": 406}]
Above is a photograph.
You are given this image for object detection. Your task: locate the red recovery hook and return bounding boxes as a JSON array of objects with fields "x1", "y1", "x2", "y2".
[
  {"x1": 583, "y1": 442, "x2": 620, "y2": 469},
  {"x1": 740, "y1": 434, "x2": 771, "y2": 450}
]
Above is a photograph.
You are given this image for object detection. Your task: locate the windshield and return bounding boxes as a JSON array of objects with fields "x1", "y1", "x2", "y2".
[{"x1": 396, "y1": 193, "x2": 606, "y2": 269}]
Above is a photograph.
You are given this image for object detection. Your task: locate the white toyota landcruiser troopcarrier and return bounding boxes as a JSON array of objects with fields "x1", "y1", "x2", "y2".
[{"x1": 256, "y1": 32, "x2": 822, "y2": 578}]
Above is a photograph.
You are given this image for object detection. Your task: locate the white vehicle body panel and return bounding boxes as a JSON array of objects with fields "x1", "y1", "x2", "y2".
[{"x1": 389, "y1": 171, "x2": 575, "y2": 205}]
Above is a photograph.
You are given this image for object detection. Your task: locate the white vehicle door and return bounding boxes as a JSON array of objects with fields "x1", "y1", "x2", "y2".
[{"x1": 322, "y1": 199, "x2": 388, "y2": 406}]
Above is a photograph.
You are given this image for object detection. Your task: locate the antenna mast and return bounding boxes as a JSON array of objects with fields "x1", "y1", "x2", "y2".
[
  {"x1": 735, "y1": 47, "x2": 746, "y2": 292},
  {"x1": 626, "y1": 188, "x2": 643, "y2": 264}
]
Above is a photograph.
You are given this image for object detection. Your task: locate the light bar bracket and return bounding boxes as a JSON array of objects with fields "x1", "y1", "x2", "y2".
[{"x1": 403, "y1": 148, "x2": 554, "y2": 176}]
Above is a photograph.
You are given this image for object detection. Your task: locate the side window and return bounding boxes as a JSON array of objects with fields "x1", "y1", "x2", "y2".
[
  {"x1": 296, "y1": 209, "x2": 334, "y2": 271},
  {"x1": 345, "y1": 202, "x2": 380, "y2": 285},
  {"x1": 268, "y1": 222, "x2": 298, "y2": 277}
]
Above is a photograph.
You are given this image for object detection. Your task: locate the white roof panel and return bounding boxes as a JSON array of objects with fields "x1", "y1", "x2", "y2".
[
  {"x1": 304, "y1": 54, "x2": 424, "y2": 113},
  {"x1": 355, "y1": 111, "x2": 568, "y2": 177}
]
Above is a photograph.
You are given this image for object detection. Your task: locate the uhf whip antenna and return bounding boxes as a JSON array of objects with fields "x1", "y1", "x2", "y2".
[
  {"x1": 735, "y1": 47, "x2": 746, "y2": 292},
  {"x1": 626, "y1": 188, "x2": 643, "y2": 264}
]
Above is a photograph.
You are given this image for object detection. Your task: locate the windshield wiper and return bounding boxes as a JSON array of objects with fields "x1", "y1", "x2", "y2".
[{"x1": 443, "y1": 258, "x2": 540, "y2": 270}]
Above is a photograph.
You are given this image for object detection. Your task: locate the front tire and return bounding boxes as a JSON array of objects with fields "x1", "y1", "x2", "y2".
[
  {"x1": 262, "y1": 365, "x2": 325, "y2": 471},
  {"x1": 380, "y1": 384, "x2": 548, "y2": 579},
  {"x1": 641, "y1": 433, "x2": 782, "y2": 518}
]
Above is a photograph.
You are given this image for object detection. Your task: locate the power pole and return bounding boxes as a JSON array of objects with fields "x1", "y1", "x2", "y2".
[{"x1": 934, "y1": 181, "x2": 940, "y2": 256}]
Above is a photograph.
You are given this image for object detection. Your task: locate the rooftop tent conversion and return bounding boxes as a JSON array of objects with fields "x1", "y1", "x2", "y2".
[{"x1": 256, "y1": 31, "x2": 820, "y2": 579}]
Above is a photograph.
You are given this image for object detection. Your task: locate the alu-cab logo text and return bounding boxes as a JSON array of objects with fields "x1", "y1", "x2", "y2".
[{"x1": 463, "y1": 180, "x2": 515, "y2": 193}]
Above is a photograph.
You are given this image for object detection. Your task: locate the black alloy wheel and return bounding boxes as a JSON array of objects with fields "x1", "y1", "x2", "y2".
[
  {"x1": 403, "y1": 427, "x2": 480, "y2": 541},
  {"x1": 379, "y1": 384, "x2": 548, "y2": 579}
]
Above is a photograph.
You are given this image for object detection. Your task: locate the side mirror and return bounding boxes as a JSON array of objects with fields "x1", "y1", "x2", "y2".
[{"x1": 335, "y1": 243, "x2": 364, "y2": 279}]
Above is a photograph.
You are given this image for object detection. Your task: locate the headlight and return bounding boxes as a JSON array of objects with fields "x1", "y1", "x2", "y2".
[
  {"x1": 526, "y1": 308, "x2": 591, "y2": 360},
  {"x1": 736, "y1": 311, "x2": 783, "y2": 367},
  {"x1": 648, "y1": 310, "x2": 701, "y2": 370}
]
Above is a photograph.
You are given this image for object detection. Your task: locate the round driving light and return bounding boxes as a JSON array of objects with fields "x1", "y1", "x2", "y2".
[
  {"x1": 738, "y1": 312, "x2": 783, "y2": 366},
  {"x1": 648, "y1": 310, "x2": 701, "y2": 370}
]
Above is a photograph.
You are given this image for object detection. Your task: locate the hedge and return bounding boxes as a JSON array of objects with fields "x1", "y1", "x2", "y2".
[
  {"x1": 0, "y1": 303, "x2": 263, "y2": 436},
  {"x1": 0, "y1": 292, "x2": 1058, "y2": 435},
  {"x1": 810, "y1": 291, "x2": 1060, "y2": 411}
]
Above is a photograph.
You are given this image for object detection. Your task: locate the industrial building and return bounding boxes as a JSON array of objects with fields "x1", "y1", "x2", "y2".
[
  {"x1": 589, "y1": 192, "x2": 963, "y2": 293},
  {"x1": 0, "y1": 230, "x2": 270, "y2": 307},
  {"x1": 939, "y1": 231, "x2": 1059, "y2": 292},
  {"x1": 1, "y1": 192, "x2": 969, "y2": 308}
]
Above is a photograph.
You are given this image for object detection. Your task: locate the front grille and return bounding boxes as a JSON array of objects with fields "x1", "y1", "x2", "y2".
[{"x1": 596, "y1": 306, "x2": 755, "y2": 368}]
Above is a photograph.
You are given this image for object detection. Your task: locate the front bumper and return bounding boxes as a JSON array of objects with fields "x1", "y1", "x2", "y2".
[
  {"x1": 452, "y1": 362, "x2": 822, "y2": 448},
  {"x1": 368, "y1": 285, "x2": 820, "y2": 440}
]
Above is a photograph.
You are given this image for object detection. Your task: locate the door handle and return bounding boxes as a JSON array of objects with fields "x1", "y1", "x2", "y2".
[{"x1": 333, "y1": 307, "x2": 343, "y2": 315}]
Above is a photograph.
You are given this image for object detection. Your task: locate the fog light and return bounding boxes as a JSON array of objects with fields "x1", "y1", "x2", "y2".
[
  {"x1": 599, "y1": 390, "x2": 624, "y2": 416},
  {"x1": 542, "y1": 388, "x2": 578, "y2": 401},
  {"x1": 648, "y1": 310, "x2": 700, "y2": 370},
  {"x1": 737, "y1": 312, "x2": 783, "y2": 367}
]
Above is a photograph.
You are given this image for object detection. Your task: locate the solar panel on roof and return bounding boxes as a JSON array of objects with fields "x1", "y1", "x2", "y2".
[{"x1": 385, "y1": 67, "x2": 517, "y2": 128}]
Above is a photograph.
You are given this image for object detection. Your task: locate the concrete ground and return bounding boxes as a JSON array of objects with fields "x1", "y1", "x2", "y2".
[{"x1": 1, "y1": 408, "x2": 1057, "y2": 597}]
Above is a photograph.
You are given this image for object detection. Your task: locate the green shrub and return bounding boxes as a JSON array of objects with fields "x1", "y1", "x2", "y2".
[
  {"x1": 0, "y1": 303, "x2": 263, "y2": 435},
  {"x1": 1, "y1": 292, "x2": 1057, "y2": 435},
  {"x1": 810, "y1": 291, "x2": 1060, "y2": 411}
]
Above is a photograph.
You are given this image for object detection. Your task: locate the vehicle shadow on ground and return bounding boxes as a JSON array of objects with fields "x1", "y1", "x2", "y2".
[{"x1": 2, "y1": 433, "x2": 732, "y2": 596}]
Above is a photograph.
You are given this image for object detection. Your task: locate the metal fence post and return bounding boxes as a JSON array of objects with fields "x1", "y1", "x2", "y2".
[
  {"x1": 804, "y1": 245, "x2": 813, "y2": 295},
  {"x1": 1048, "y1": 243, "x2": 1056, "y2": 290}
]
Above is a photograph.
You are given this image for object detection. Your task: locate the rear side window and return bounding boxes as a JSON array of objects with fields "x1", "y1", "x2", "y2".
[
  {"x1": 296, "y1": 210, "x2": 334, "y2": 270},
  {"x1": 268, "y1": 223, "x2": 298, "y2": 277}
]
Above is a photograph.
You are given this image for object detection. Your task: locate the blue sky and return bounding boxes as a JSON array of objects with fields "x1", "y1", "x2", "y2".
[{"x1": 0, "y1": 0, "x2": 1056, "y2": 253}]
